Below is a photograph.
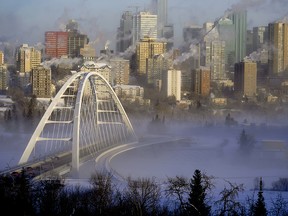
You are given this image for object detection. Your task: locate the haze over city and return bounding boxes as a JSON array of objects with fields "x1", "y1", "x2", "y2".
[
  {"x1": 0, "y1": 0, "x2": 287, "y2": 52},
  {"x1": 0, "y1": 0, "x2": 288, "y2": 215}
]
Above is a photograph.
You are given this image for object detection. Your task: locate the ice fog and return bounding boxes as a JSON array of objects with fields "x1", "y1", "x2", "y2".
[
  {"x1": 0, "y1": 106, "x2": 288, "y2": 193},
  {"x1": 103, "y1": 110, "x2": 288, "y2": 191}
]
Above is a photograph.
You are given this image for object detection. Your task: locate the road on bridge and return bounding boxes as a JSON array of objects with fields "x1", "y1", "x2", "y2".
[{"x1": 74, "y1": 135, "x2": 187, "y2": 182}]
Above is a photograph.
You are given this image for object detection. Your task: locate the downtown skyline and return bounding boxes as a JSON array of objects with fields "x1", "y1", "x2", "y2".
[{"x1": 0, "y1": 0, "x2": 287, "y2": 53}]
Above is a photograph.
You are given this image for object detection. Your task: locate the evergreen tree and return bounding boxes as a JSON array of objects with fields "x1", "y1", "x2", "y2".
[
  {"x1": 187, "y1": 169, "x2": 211, "y2": 216},
  {"x1": 253, "y1": 177, "x2": 267, "y2": 216},
  {"x1": 238, "y1": 129, "x2": 255, "y2": 152},
  {"x1": 7, "y1": 109, "x2": 12, "y2": 120},
  {"x1": 27, "y1": 95, "x2": 37, "y2": 118}
]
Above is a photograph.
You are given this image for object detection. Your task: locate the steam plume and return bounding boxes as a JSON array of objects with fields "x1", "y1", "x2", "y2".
[{"x1": 41, "y1": 57, "x2": 81, "y2": 69}]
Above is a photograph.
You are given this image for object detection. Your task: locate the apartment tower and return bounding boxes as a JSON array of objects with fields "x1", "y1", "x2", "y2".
[
  {"x1": 0, "y1": 51, "x2": 4, "y2": 65},
  {"x1": 162, "y1": 69, "x2": 181, "y2": 101},
  {"x1": 0, "y1": 64, "x2": 8, "y2": 93},
  {"x1": 234, "y1": 61, "x2": 257, "y2": 97},
  {"x1": 192, "y1": 67, "x2": 211, "y2": 97},
  {"x1": 136, "y1": 37, "x2": 166, "y2": 75},
  {"x1": 31, "y1": 66, "x2": 52, "y2": 98},
  {"x1": 45, "y1": 31, "x2": 68, "y2": 59},
  {"x1": 110, "y1": 58, "x2": 130, "y2": 85},
  {"x1": 268, "y1": 22, "x2": 288, "y2": 74},
  {"x1": 16, "y1": 44, "x2": 41, "y2": 73}
]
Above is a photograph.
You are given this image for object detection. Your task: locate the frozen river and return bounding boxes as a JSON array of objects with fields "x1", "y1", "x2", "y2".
[
  {"x1": 1, "y1": 117, "x2": 288, "y2": 192},
  {"x1": 76, "y1": 122, "x2": 288, "y2": 191}
]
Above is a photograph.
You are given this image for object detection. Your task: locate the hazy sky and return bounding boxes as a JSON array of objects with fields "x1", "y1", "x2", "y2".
[{"x1": 0, "y1": 0, "x2": 287, "y2": 52}]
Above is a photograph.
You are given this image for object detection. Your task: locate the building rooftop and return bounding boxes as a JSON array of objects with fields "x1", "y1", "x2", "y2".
[
  {"x1": 114, "y1": 84, "x2": 142, "y2": 89},
  {"x1": 82, "y1": 61, "x2": 111, "y2": 69}
]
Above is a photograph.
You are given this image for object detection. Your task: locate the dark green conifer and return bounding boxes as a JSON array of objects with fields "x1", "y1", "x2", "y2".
[
  {"x1": 253, "y1": 177, "x2": 267, "y2": 216},
  {"x1": 187, "y1": 169, "x2": 211, "y2": 216}
]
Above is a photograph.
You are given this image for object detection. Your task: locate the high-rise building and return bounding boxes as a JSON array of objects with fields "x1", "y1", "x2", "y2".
[
  {"x1": 66, "y1": 20, "x2": 89, "y2": 58},
  {"x1": 16, "y1": 44, "x2": 41, "y2": 73},
  {"x1": 217, "y1": 17, "x2": 235, "y2": 70},
  {"x1": 154, "y1": 0, "x2": 168, "y2": 38},
  {"x1": 0, "y1": 51, "x2": 4, "y2": 65},
  {"x1": 203, "y1": 22, "x2": 214, "y2": 33},
  {"x1": 162, "y1": 24, "x2": 174, "y2": 50},
  {"x1": 31, "y1": 66, "x2": 52, "y2": 98},
  {"x1": 234, "y1": 61, "x2": 257, "y2": 97},
  {"x1": 253, "y1": 26, "x2": 268, "y2": 52},
  {"x1": 17, "y1": 72, "x2": 31, "y2": 90},
  {"x1": 45, "y1": 31, "x2": 68, "y2": 59},
  {"x1": 206, "y1": 40, "x2": 226, "y2": 80},
  {"x1": 116, "y1": 11, "x2": 133, "y2": 53},
  {"x1": 192, "y1": 67, "x2": 210, "y2": 97},
  {"x1": 162, "y1": 69, "x2": 181, "y2": 101},
  {"x1": 136, "y1": 37, "x2": 166, "y2": 75},
  {"x1": 0, "y1": 64, "x2": 8, "y2": 93},
  {"x1": 66, "y1": 19, "x2": 78, "y2": 32},
  {"x1": 132, "y1": 12, "x2": 157, "y2": 45},
  {"x1": 110, "y1": 58, "x2": 130, "y2": 85},
  {"x1": 202, "y1": 22, "x2": 225, "y2": 79},
  {"x1": 45, "y1": 20, "x2": 88, "y2": 59},
  {"x1": 183, "y1": 26, "x2": 202, "y2": 44},
  {"x1": 268, "y1": 22, "x2": 288, "y2": 74},
  {"x1": 228, "y1": 10, "x2": 247, "y2": 63},
  {"x1": 146, "y1": 54, "x2": 171, "y2": 85},
  {"x1": 67, "y1": 30, "x2": 89, "y2": 58},
  {"x1": 203, "y1": 22, "x2": 218, "y2": 43},
  {"x1": 246, "y1": 30, "x2": 253, "y2": 56}
]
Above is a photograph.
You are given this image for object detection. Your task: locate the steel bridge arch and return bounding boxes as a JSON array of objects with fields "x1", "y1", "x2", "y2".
[{"x1": 18, "y1": 71, "x2": 137, "y2": 173}]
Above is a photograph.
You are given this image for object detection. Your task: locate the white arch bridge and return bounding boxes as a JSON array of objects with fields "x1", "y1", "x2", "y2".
[{"x1": 18, "y1": 71, "x2": 137, "y2": 175}]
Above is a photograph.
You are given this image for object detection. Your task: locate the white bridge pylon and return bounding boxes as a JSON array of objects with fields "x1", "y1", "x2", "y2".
[{"x1": 18, "y1": 71, "x2": 137, "y2": 172}]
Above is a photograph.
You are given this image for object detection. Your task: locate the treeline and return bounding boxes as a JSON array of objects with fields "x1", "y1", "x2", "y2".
[{"x1": 0, "y1": 169, "x2": 287, "y2": 216}]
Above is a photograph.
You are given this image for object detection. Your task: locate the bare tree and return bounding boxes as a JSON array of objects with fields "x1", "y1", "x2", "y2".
[
  {"x1": 35, "y1": 178, "x2": 65, "y2": 216},
  {"x1": 165, "y1": 175, "x2": 189, "y2": 214},
  {"x1": 125, "y1": 177, "x2": 161, "y2": 216},
  {"x1": 272, "y1": 178, "x2": 288, "y2": 191},
  {"x1": 269, "y1": 193, "x2": 288, "y2": 216},
  {"x1": 89, "y1": 171, "x2": 115, "y2": 215},
  {"x1": 214, "y1": 180, "x2": 244, "y2": 216}
]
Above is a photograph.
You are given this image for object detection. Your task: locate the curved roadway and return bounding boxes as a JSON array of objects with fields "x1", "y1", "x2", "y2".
[{"x1": 93, "y1": 135, "x2": 187, "y2": 182}]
